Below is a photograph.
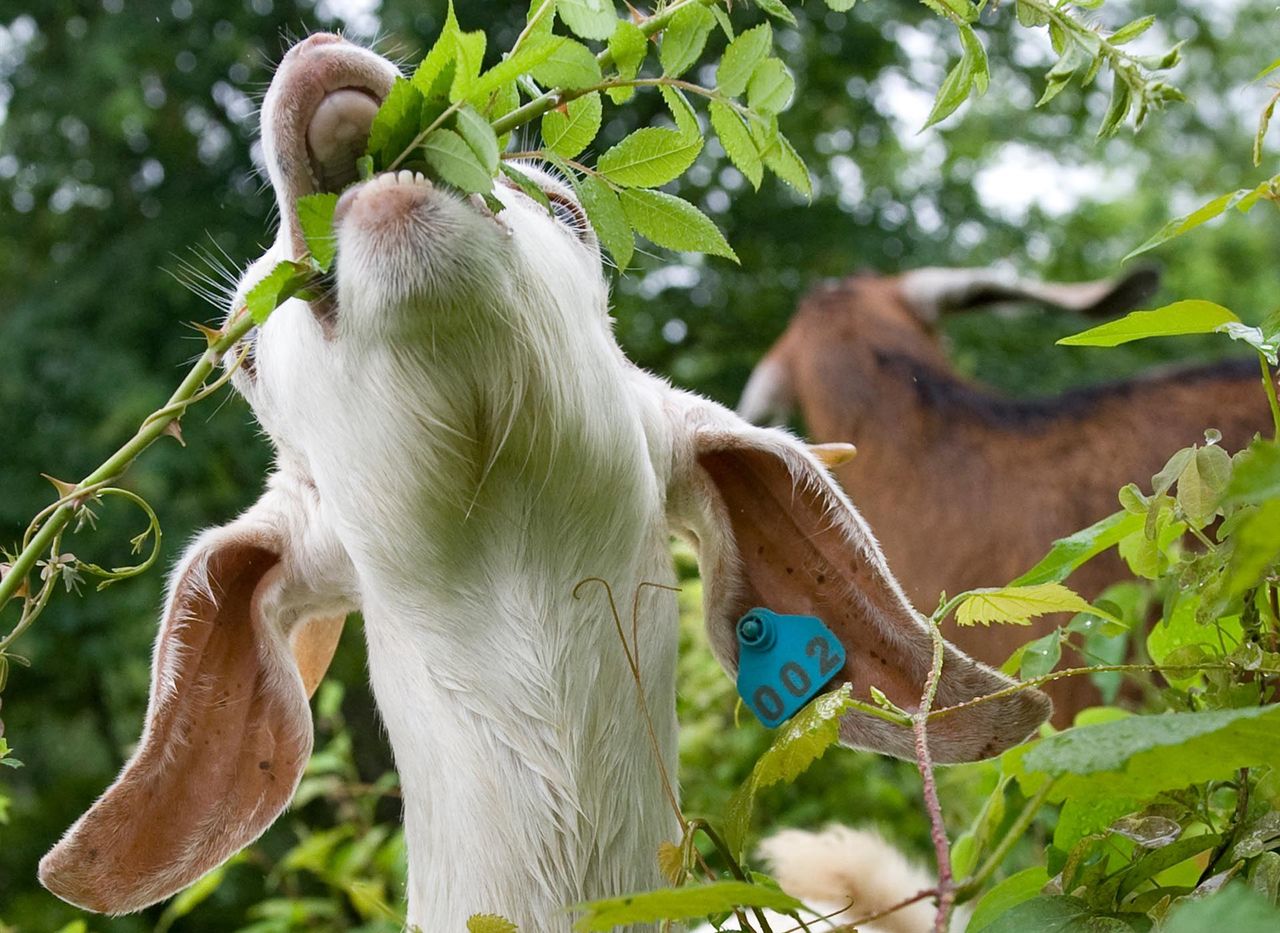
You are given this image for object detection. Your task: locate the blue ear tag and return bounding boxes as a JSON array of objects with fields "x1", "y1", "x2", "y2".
[{"x1": 735, "y1": 608, "x2": 847, "y2": 728}]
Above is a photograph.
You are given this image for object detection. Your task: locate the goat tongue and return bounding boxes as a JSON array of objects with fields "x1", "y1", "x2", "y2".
[{"x1": 307, "y1": 88, "x2": 379, "y2": 192}]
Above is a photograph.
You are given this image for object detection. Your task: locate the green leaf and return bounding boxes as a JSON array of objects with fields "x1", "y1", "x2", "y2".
[
  {"x1": 499, "y1": 163, "x2": 552, "y2": 215},
  {"x1": 542, "y1": 93, "x2": 603, "y2": 159},
  {"x1": 1012, "y1": 705, "x2": 1280, "y2": 801},
  {"x1": 1176, "y1": 443, "x2": 1232, "y2": 526},
  {"x1": 1019, "y1": 630, "x2": 1062, "y2": 679},
  {"x1": 955, "y1": 583, "x2": 1096, "y2": 627},
  {"x1": 366, "y1": 77, "x2": 426, "y2": 166},
  {"x1": 924, "y1": 38, "x2": 978, "y2": 129},
  {"x1": 455, "y1": 105, "x2": 500, "y2": 173},
  {"x1": 959, "y1": 23, "x2": 989, "y2": 95},
  {"x1": 467, "y1": 915, "x2": 519, "y2": 933},
  {"x1": 296, "y1": 193, "x2": 339, "y2": 272},
  {"x1": 572, "y1": 881, "x2": 802, "y2": 931},
  {"x1": 557, "y1": 0, "x2": 617, "y2": 42},
  {"x1": 659, "y1": 86, "x2": 700, "y2": 140},
  {"x1": 1057, "y1": 300, "x2": 1241, "y2": 347},
  {"x1": 1164, "y1": 885, "x2": 1280, "y2": 933},
  {"x1": 1013, "y1": 509, "x2": 1144, "y2": 586},
  {"x1": 967, "y1": 868, "x2": 1050, "y2": 932},
  {"x1": 756, "y1": 0, "x2": 799, "y2": 26},
  {"x1": 723, "y1": 686, "x2": 853, "y2": 859},
  {"x1": 746, "y1": 59, "x2": 795, "y2": 115},
  {"x1": 573, "y1": 174, "x2": 634, "y2": 271},
  {"x1": 1098, "y1": 72, "x2": 1133, "y2": 138},
  {"x1": 606, "y1": 19, "x2": 647, "y2": 103},
  {"x1": 531, "y1": 37, "x2": 603, "y2": 89},
  {"x1": 1125, "y1": 186, "x2": 1270, "y2": 261},
  {"x1": 422, "y1": 128, "x2": 495, "y2": 193},
  {"x1": 619, "y1": 188, "x2": 737, "y2": 260},
  {"x1": 718, "y1": 24, "x2": 773, "y2": 98},
  {"x1": 412, "y1": 1, "x2": 462, "y2": 96},
  {"x1": 1225, "y1": 499, "x2": 1280, "y2": 596},
  {"x1": 244, "y1": 261, "x2": 316, "y2": 325},
  {"x1": 761, "y1": 130, "x2": 812, "y2": 197},
  {"x1": 450, "y1": 28, "x2": 487, "y2": 102},
  {"x1": 1225, "y1": 440, "x2": 1280, "y2": 506},
  {"x1": 660, "y1": 4, "x2": 715, "y2": 78},
  {"x1": 824, "y1": 0, "x2": 858, "y2": 10},
  {"x1": 596, "y1": 127, "x2": 703, "y2": 188},
  {"x1": 978, "y1": 896, "x2": 1099, "y2": 933},
  {"x1": 920, "y1": 0, "x2": 980, "y2": 23},
  {"x1": 710, "y1": 101, "x2": 763, "y2": 189},
  {"x1": 468, "y1": 35, "x2": 564, "y2": 107},
  {"x1": 1110, "y1": 15, "x2": 1156, "y2": 45}
]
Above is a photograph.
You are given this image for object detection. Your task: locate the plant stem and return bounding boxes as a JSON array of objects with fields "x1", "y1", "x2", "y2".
[
  {"x1": 913, "y1": 618, "x2": 954, "y2": 933},
  {"x1": 0, "y1": 309, "x2": 255, "y2": 636},
  {"x1": 686, "y1": 819, "x2": 775, "y2": 933},
  {"x1": 1259, "y1": 353, "x2": 1280, "y2": 441},
  {"x1": 954, "y1": 780, "x2": 1056, "y2": 903}
]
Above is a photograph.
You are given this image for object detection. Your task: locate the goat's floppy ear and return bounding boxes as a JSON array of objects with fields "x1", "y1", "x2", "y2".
[
  {"x1": 39, "y1": 479, "x2": 352, "y2": 914},
  {"x1": 898, "y1": 265, "x2": 1160, "y2": 322},
  {"x1": 670, "y1": 413, "x2": 1050, "y2": 763}
]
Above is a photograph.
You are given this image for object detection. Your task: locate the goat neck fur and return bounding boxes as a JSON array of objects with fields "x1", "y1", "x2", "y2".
[
  {"x1": 740, "y1": 268, "x2": 1269, "y2": 721},
  {"x1": 40, "y1": 36, "x2": 1049, "y2": 929}
]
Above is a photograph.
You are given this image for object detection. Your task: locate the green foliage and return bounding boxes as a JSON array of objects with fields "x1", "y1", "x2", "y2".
[
  {"x1": 955, "y1": 582, "x2": 1101, "y2": 627},
  {"x1": 466, "y1": 914, "x2": 519, "y2": 932},
  {"x1": 572, "y1": 880, "x2": 801, "y2": 931}
]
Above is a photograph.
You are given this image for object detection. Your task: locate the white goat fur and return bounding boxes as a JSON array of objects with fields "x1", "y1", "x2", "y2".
[{"x1": 39, "y1": 35, "x2": 1048, "y2": 930}]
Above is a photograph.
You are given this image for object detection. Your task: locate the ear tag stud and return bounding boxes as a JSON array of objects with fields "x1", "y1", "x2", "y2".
[{"x1": 735, "y1": 608, "x2": 847, "y2": 728}]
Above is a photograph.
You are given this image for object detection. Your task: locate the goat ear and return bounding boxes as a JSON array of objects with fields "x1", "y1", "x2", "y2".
[
  {"x1": 898, "y1": 265, "x2": 1160, "y2": 322},
  {"x1": 672, "y1": 415, "x2": 1050, "y2": 763},
  {"x1": 39, "y1": 488, "x2": 349, "y2": 915}
]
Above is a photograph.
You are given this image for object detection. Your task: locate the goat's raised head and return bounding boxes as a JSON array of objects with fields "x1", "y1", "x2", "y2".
[
  {"x1": 40, "y1": 35, "x2": 1050, "y2": 927},
  {"x1": 739, "y1": 265, "x2": 1159, "y2": 429}
]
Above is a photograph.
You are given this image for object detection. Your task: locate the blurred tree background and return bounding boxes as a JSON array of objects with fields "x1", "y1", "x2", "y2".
[{"x1": 0, "y1": 0, "x2": 1277, "y2": 929}]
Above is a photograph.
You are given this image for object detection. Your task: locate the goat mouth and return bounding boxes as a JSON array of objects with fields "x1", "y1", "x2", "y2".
[{"x1": 306, "y1": 87, "x2": 381, "y2": 194}]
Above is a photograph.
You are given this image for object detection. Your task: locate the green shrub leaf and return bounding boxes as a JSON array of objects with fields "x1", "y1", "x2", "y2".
[
  {"x1": 619, "y1": 188, "x2": 737, "y2": 260},
  {"x1": 597, "y1": 128, "x2": 703, "y2": 188},
  {"x1": 955, "y1": 583, "x2": 1096, "y2": 627},
  {"x1": 557, "y1": 0, "x2": 618, "y2": 42},
  {"x1": 1125, "y1": 185, "x2": 1271, "y2": 260},
  {"x1": 1013, "y1": 509, "x2": 1144, "y2": 586},
  {"x1": 572, "y1": 880, "x2": 802, "y2": 930},
  {"x1": 542, "y1": 92, "x2": 603, "y2": 159},
  {"x1": 530, "y1": 37, "x2": 603, "y2": 89},
  {"x1": 967, "y1": 868, "x2": 1050, "y2": 932},
  {"x1": 761, "y1": 130, "x2": 812, "y2": 197},
  {"x1": 367, "y1": 77, "x2": 425, "y2": 166},
  {"x1": 1057, "y1": 300, "x2": 1241, "y2": 347},
  {"x1": 746, "y1": 59, "x2": 795, "y2": 115},
  {"x1": 573, "y1": 174, "x2": 634, "y2": 271},
  {"x1": 717, "y1": 24, "x2": 772, "y2": 98},
  {"x1": 467, "y1": 915, "x2": 518, "y2": 933},
  {"x1": 422, "y1": 128, "x2": 495, "y2": 193},
  {"x1": 296, "y1": 193, "x2": 339, "y2": 272},
  {"x1": 455, "y1": 105, "x2": 501, "y2": 173},
  {"x1": 244, "y1": 261, "x2": 317, "y2": 325},
  {"x1": 710, "y1": 102, "x2": 763, "y2": 189},
  {"x1": 660, "y1": 4, "x2": 715, "y2": 78}
]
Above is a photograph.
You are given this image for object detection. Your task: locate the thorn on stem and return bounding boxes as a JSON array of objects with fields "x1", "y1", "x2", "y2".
[{"x1": 163, "y1": 420, "x2": 186, "y2": 447}]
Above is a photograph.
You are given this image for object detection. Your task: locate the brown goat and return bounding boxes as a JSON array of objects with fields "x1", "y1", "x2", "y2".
[{"x1": 739, "y1": 267, "x2": 1271, "y2": 720}]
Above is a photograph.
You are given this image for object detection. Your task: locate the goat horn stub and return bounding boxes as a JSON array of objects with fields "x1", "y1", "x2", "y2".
[{"x1": 809, "y1": 442, "x2": 857, "y2": 467}]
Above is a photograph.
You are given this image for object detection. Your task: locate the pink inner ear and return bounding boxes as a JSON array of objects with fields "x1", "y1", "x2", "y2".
[
  {"x1": 40, "y1": 543, "x2": 316, "y2": 914},
  {"x1": 698, "y1": 444, "x2": 1050, "y2": 763}
]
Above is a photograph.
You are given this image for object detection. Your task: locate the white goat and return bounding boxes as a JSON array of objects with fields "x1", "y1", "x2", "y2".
[{"x1": 38, "y1": 35, "x2": 1049, "y2": 931}]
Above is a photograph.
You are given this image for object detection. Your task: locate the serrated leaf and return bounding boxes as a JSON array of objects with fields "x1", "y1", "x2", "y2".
[
  {"x1": 572, "y1": 881, "x2": 802, "y2": 931},
  {"x1": 607, "y1": 19, "x2": 646, "y2": 104},
  {"x1": 660, "y1": 4, "x2": 715, "y2": 78},
  {"x1": 542, "y1": 92, "x2": 603, "y2": 159},
  {"x1": 1013, "y1": 509, "x2": 1143, "y2": 586},
  {"x1": 1098, "y1": 72, "x2": 1132, "y2": 138},
  {"x1": 412, "y1": 1, "x2": 462, "y2": 96},
  {"x1": 1125, "y1": 185, "x2": 1269, "y2": 261},
  {"x1": 1110, "y1": 15, "x2": 1156, "y2": 45},
  {"x1": 367, "y1": 77, "x2": 425, "y2": 166},
  {"x1": 710, "y1": 102, "x2": 763, "y2": 189},
  {"x1": 458, "y1": 913, "x2": 520, "y2": 933},
  {"x1": 723, "y1": 685, "x2": 853, "y2": 859},
  {"x1": 746, "y1": 58, "x2": 795, "y2": 115},
  {"x1": 531, "y1": 37, "x2": 603, "y2": 89},
  {"x1": 468, "y1": 35, "x2": 564, "y2": 107},
  {"x1": 499, "y1": 163, "x2": 553, "y2": 215},
  {"x1": 450, "y1": 28, "x2": 487, "y2": 101},
  {"x1": 718, "y1": 24, "x2": 772, "y2": 98},
  {"x1": 959, "y1": 23, "x2": 988, "y2": 95},
  {"x1": 1019, "y1": 630, "x2": 1062, "y2": 679},
  {"x1": 761, "y1": 130, "x2": 811, "y2": 197},
  {"x1": 1011, "y1": 705, "x2": 1280, "y2": 802},
  {"x1": 455, "y1": 105, "x2": 500, "y2": 172},
  {"x1": 1057, "y1": 300, "x2": 1241, "y2": 347},
  {"x1": 573, "y1": 174, "x2": 634, "y2": 271},
  {"x1": 619, "y1": 188, "x2": 737, "y2": 260},
  {"x1": 756, "y1": 0, "x2": 800, "y2": 25},
  {"x1": 596, "y1": 127, "x2": 703, "y2": 187},
  {"x1": 244, "y1": 260, "x2": 316, "y2": 325},
  {"x1": 296, "y1": 193, "x2": 339, "y2": 272},
  {"x1": 956, "y1": 583, "x2": 1095, "y2": 627},
  {"x1": 557, "y1": 0, "x2": 617, "y2": 42},
  {"x1": 924, "y1": 44, "x2": 976, "y2": 129},
  {"x1": 423, "y1": 128, "x2": 494, "y2": 193}
]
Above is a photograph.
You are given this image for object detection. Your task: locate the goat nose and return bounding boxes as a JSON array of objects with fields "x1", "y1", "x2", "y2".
[{"x1": 295, "y1": 32, "x2": 345, "y2": 53}]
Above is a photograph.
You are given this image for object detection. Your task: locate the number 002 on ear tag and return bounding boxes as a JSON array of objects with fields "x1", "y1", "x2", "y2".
[{"x1": 735, "y1": 608, "x2": 847, "y2": 728}]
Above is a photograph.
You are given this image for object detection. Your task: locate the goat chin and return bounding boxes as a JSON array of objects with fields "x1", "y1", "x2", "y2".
[{"x1": 38, "y1": 35, "x2": 1050, "y2": 930}]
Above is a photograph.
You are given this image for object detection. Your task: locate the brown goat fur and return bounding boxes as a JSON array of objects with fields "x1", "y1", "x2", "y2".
[{"x1": 740, "y1": 269, "x2": 1271, "y2": 721}]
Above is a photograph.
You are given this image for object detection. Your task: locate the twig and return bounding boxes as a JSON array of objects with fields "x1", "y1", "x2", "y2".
[{"x1": 913, "y1": 618, "x2": 954, "y2": 933}]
